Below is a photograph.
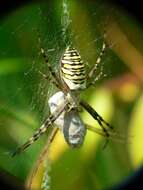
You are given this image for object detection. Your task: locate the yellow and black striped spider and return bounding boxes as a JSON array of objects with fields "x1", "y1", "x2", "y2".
[
  {"x1": 12, "y1": 41, "x2": 121, "y2": 157},
  {"x1": 12, "y1": 40, "x2": 126, "y2": 189}
]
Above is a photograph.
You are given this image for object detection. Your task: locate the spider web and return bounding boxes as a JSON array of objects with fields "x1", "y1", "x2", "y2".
[
  {"x1": 2, "y1": 1, "x2": 111, "y2": 118},
  {"x1": 0, "y1": 0, "x2": 116, "y2": 183}
]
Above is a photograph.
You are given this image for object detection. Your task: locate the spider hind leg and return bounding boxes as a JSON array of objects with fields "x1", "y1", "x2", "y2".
[{"x1": 80, "y1": 100, "x2": 114, "y2": 139}]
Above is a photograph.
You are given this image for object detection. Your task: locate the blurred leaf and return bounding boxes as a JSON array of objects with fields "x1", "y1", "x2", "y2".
[
  {"x1": 0, "y1": 58, "x2": 30, "y2": 75},
  {"x1": 128, "y1": 93, "x2": 143, "y2": 167}
]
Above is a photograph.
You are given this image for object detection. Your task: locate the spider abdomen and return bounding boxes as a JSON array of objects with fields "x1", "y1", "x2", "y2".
[
  {"x1": 60, "y1": 47, "x2": 86, "y2": 90},
  {"x1": 48, "y1": 91, "x2": 86, "y2": 147}
]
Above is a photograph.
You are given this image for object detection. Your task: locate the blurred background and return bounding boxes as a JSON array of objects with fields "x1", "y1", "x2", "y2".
[{"x1": 0, "y1": 0, "x2": 143, "y2": 189}]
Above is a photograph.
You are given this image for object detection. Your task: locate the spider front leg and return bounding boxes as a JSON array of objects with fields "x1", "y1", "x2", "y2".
[
  {"x1": 80, "y1": 100, "x2": 113, "y2": 138},
  {"x1": 11, "y1": 100, "x2": 68, "y2": 156},
  {"x1": 37, "y1": 33, "x2": 63, "y2": 90},
  {"x1": 87, "y1": 42, "x2": 107, "y2": 87},
  {"x1": 40, "y1": 47, "x2": 62, "y2": 90}
]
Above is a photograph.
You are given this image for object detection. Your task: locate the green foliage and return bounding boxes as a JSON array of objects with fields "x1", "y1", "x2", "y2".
[{"x1": 0, "y1": 1, "x2": 143, "y2": 190}]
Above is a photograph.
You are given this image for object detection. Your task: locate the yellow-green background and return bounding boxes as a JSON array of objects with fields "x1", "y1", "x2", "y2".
[{"x1": 0, "y1": 0, "x2": 143, "y2": 189}]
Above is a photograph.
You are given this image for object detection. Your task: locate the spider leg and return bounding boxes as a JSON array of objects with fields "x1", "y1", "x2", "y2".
[
  {"x1": 88, "y1": 67, "x2": 107, "y2": 87},
  {"x1": 39, "y1": 71, "x2": 50, "y2": 80},
  {"x1": 11, "y1": 100, "x2": 68, "y2": 156},
  {"x1": 87, "y1": 42, "x2": 107, "y2": 87},
  {"x1": 86, "y1": 124, "x2": 126, "y2": 143},
  {"x1": 80, "y1": 100, "x2": 113, "y2": 138},
  {"x1": 26, "y1": 127, "x2": 58, "y2": 190},
  {"x1": 37, "y1": 34, "x2": 63, "y2": 90},
  {"x1": 40, "y1": 47, "x2": 63, "y2": 89},
  {"x1": 39, "y1": 70, "x2": 61, "y2": 90},
  {"x1": 87, "y1": 123, "x2": 109, "y2": 149}
]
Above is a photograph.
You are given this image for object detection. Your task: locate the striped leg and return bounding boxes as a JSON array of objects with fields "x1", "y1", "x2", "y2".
[
  {"x1": 26, "y1": 127, "x2": 59, "y2": 190},
  {"x1": 80, "y1": 100, "x2": 113, "y2": 138},
  {"x1": 41, "y1": 48, "x2": 61, "y2": 86},
  {"x1": 37, "y1": 34, "x2": 63, "y2": 90},
  {"x1": 87, "y1": 42, "x2": 107, "y2": 87},
  {"x1": 39, "y1": 70, "x2": 62, "y2": 90},
  {"x1": 11, "y1": 101, "x2": 68, "y2": 156},
  {"x1": 86, "y1": 124, "x2": 125, "y2": 143}
]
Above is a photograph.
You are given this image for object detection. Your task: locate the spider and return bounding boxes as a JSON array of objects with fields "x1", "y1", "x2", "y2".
[{"x1": 12, "y1": 41, "x2": 121, "y2": 157}]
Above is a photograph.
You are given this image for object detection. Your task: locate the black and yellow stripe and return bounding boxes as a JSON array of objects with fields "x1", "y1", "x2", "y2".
[
  {"x1": 11, "y1": 101, "x2": 68, "y2": 156},
  {"x1": 60, "y1": 47, "x2": 86, "y2": 90}
]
